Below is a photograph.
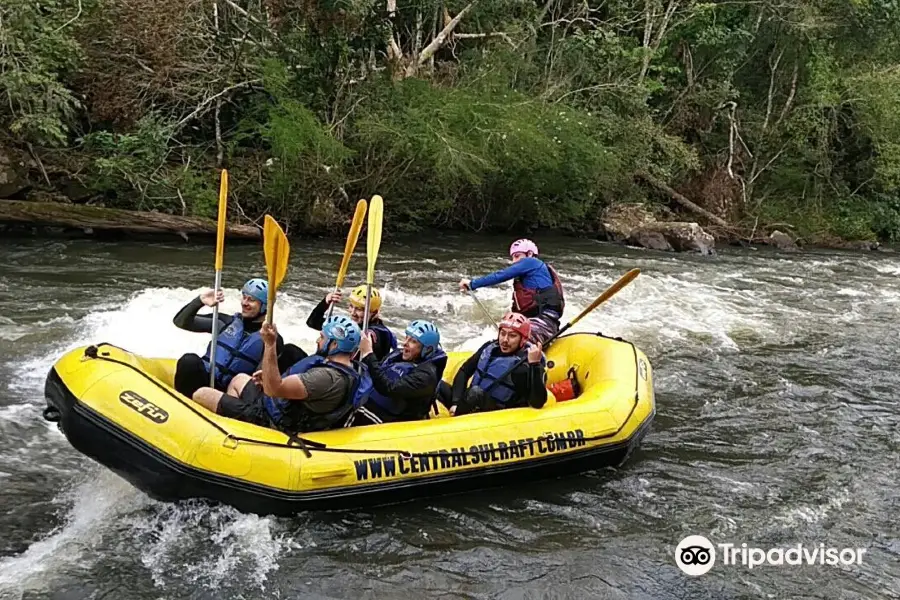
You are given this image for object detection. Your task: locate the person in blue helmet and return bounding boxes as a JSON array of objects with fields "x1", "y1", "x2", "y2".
[
  {"x1": 348, "y1": 319, "x2": 448, "y2": 426},
  {"x1": 191, "y1": 316, "x2": 373, "y2": 433},
  {"x1": 306, "y1": 285, "x2": 397, "y2": 360},
  {"x1": 172, "y1": 278, "x2": 294, "y2": 398}
]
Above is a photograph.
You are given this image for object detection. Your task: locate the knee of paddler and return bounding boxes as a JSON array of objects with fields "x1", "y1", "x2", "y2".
[{"x1": 177, "y1": 353, "x2": 206, "y2": 373}]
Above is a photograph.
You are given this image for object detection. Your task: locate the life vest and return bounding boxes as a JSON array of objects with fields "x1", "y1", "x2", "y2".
[
  {"x1": 470, "y1": 342, "x2": 529, "y2": 409},
  {"x1": 367, "y1": 321, "x2": 398, "y2": 357},
  {"x1": 512, "y1": 263, "x2": 565, "y2": 318},
  {"x1": 201, "y1": 314, "x2": 265, "y2": 388},
  {"x1": 367, "y1": 349, "x2": 448, "y2": 417},
  {"x1": 262, "y1": 356, "x2": 373, "y2": 433}
]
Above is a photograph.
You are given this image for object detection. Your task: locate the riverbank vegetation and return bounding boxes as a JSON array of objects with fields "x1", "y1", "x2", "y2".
[{"x1": 2, "y1": 0, "x2": 899, "y2": 242}]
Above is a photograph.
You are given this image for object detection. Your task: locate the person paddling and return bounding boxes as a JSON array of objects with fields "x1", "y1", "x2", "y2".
[
  {"x1": 172, "y1": 278, "x2": 285, "y2": 398},
  {"x1": 458, "y1": 239, "x2": 565, "y2": 345},
  {"x1": 190, "y1": 316, "x2": 373, "y2": 433},
  {"x1": 306, "y1": 284, "x2": 397, "y2": 360}
]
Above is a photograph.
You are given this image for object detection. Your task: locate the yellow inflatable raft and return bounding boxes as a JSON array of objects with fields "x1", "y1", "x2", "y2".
[{"x1": 43, "y1": 332, "x2": 655, "y2": 515}]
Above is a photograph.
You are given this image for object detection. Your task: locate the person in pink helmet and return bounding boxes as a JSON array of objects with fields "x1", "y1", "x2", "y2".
[{"x1": 458, "y1": 238, "x2": 565, "y2": 344}]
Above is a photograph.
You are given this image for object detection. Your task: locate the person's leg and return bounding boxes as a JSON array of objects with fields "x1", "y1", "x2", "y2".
[
  {"x1": 192, "y1": 375, "x2": 250, "y2": 413},
  {"x1": 529, "y1": 310, "x2": 561, "y2": 345},
  {"x1": 174, "y1": 353, "x2": 208, "y2": 397},
  {"x1": 226, "y1": 373, "x2": 252, "y2": 397},
  {"x1": 212, "y1": 381, "x2": 271, "y2": 427},
  {"x1": 436, "y1": 381, "x2": 453, "y2": 409},
  {"x1": 346, "y1": 404, "x2": 385, "y2": 427}
]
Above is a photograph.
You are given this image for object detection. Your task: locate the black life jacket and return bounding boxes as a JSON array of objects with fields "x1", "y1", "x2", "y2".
[{"x1": 366, "y1": 321, "x2": 398, "y2": 360}]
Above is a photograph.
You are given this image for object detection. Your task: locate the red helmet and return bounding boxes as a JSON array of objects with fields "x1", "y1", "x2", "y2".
[{"x1": 499, "y1": 311, "x2": 531, "y2": 342}]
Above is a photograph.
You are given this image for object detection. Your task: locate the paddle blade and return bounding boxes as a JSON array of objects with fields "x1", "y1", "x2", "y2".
[
  {"x1": 336, "y1": 199, "x2": 367, "y2": 288},
  {"x1": 263, "y1": 215, "x2": 290, "y2": 320},
  {"x1": 214, "y1": 169, "x2": 228, "y2": 271},
  {"x1": 569, "y1": 268, "x2": 640, "y2": 327},
  {"x1": 365, "y1": 195, "x2": 384, "y2": 285}
]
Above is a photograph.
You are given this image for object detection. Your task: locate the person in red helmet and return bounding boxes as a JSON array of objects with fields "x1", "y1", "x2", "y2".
[
  {"x1": 458, "y1": 238, "x2": 564, "y2": 345},
  {"x1": 437, "y1": 312, "x2": 547, "y2": 416}
]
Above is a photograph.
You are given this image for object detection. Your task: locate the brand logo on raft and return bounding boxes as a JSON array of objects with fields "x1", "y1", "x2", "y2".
[
  {"x1": 674, "y1": 535, "x2": 866, "y2": 576},
  {"x1": 353, "y1": 429, "x2": 588, "y2": 482},
  {"x1": 119, "y1": 390, "x2": 169, "y2": 424}
]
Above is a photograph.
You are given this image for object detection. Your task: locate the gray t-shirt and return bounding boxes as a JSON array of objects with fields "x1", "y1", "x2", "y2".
[{"x1": 295, "y1": 367, "x2": 351, "y2": 414}]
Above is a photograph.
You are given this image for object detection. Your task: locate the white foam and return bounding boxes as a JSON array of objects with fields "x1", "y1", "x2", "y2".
[
  {"x1": 0, "y1": 470, "x2": 149, "y2": 595},
  {"x1": 126, "y1": 504, "x2": 299, "y2": 591}
]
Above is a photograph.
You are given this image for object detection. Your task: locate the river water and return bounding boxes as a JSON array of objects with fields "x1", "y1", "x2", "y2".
[{"x1": 0, "y1": 233, "x2": 897, "y2": 599}]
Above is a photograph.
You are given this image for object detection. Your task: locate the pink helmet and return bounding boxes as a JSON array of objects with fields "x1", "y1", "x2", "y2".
[
  {"x1": 509, "y1": 238, "x2": 538, "y2": 257},
  {"x1": 499, "y1": 311, "x2": 532, "y2": 342}
]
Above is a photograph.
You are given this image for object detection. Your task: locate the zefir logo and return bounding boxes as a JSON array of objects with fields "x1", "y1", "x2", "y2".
[
  {"x1": 675, "y1": 535, "x2": 867, "y2": 576},
  {"x1": 119, "y1": 390, "x2": 169, "y2": 424}
]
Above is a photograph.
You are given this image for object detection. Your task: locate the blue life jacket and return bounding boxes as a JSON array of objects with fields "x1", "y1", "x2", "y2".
[
  {"x1": 262, "y1": 355, "x2": 373, "y2": 433},
  {"x1": 201, "y1": 314, "x2": 264, "y2": 389},
  {"x1": 470, "y1": 342, "x2": 529, "y2": 408},
  {"x1": 367, "y1": 349, "x2": 448, "y2": 417},
  {"x1": 367, "y1": 321, "x2": 398, "y2": 358}
]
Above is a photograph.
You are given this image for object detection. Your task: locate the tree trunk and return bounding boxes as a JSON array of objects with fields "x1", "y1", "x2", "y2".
[
  {"x1": 635, "y1": 172, "x2": 730, "y2": 227},
  {"x1": 0, "y1": 200, "x2": 261, "y2": 240}
]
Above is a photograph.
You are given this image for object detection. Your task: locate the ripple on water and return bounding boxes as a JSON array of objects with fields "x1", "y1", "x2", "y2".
[{"x1": 1, "y1": 238, "x2": 899, "y2": 598}]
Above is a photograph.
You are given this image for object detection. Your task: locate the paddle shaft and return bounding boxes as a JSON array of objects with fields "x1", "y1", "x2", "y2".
[
  {"x1": 362, "y1": 283, "x2": 373, "y2": 334},
  {"x1": 325, "y1": 286, "x2": 338, "y2": 320},
  {"x1": 468, "y1": 289, "x2": 499, "y2": 330},
  {"x1": 208, "y1": 169, "x2": 229, "y2": 387},
  {"x1": 208, "y1": 269, "x2": 223, "y2": 387}
]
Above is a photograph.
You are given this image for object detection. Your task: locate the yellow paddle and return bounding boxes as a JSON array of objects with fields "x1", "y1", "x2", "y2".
[
  {"x1": 263, "y1": 214, "x2": 290, "y2": 325},
  {"x1": 361, "y1": 195, "x2": 383, "y2": 335},
  {"x1": 475, "y1": 268, "x2": 641, "y2": 396},
  {"x1": 554, "y1": 267, "x2": 641, "y2": 339},
  {"x1": 326, "y1": 199, "x2": 368, "y2": 319},
  {"x1": 208, "y1": 168, "x2": 229, "y2": 387}
]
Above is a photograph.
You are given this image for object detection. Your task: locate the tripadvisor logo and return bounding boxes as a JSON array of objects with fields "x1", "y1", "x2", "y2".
[{"x1": 675, "y1": 535, "x2": 867, "y2": 576}]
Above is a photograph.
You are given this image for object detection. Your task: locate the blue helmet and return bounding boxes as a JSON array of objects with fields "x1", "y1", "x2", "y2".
[
  {"x1": 241, "y1": 278, "x2": 268, "y2": 313},
  {"x1": 322, "y1": 315, "x2": 362, "y2": 356},
  {"x1": 405, "y1": 319, "x2": 441, "y2": 358}
]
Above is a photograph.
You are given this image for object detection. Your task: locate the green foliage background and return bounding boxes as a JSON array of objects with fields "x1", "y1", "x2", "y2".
[{"x1": 2, "y1": 0, "x2": 899, "y2": 240}]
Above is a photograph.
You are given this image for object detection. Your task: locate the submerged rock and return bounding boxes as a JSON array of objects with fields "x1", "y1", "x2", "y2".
[
  {"x1": 629, "y1": 228, "x2": 673, "y2": 252},
  {"x1": 769, "y1": 230, "x2": 799, "y2": 252}
]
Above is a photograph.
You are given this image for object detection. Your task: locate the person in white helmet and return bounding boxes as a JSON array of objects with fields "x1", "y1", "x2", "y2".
[{"x1": 458, "y1": 239, "x2": 565, "y2": 344}]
